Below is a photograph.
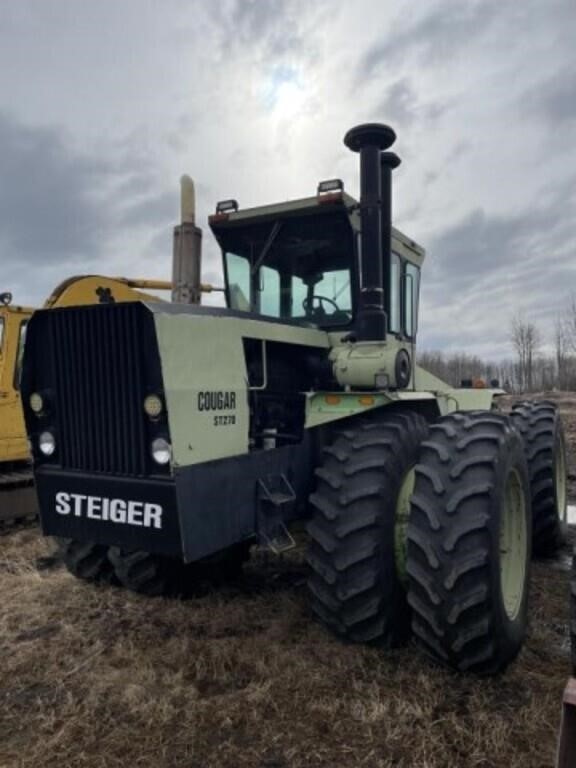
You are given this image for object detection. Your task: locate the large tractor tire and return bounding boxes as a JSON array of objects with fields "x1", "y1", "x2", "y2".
[
  {"x1": 57, "y1": 538, "x2": 117, "y2": 584},
  {"x1": 510, "y1": 400, "x2": 567, "y2": 556},
  {"x1": 108, "y1": 542, "x2": 252, "y2": 597},
  {"x1": 306, "y1": 411, "x2": 428, "y2": 646},
  {"x1": 407, "y1": 411, "x2": 531, "y2": 675},
  {"x1": 108, "y1": 549, "x2": 185, "y2": 597}
]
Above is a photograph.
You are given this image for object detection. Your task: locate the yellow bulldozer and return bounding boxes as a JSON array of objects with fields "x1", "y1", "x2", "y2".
[{"x1": 0, "y1": 276, "x2": 172, "y2": 524}]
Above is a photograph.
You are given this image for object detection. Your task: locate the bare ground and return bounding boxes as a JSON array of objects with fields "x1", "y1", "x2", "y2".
[{"x1": 1, "y1": 393, "x2": 575, "y2": 768}]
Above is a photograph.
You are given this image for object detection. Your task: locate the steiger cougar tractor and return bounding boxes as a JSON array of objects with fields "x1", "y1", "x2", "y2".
[{"x1": 20, "y1": 124, "x2": 567, "y2": 675}]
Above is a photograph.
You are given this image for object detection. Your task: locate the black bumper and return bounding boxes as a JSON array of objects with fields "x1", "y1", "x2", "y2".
[
  {"x1": 35, "y1": 442, "x2": 313, "y2": 563},
  {"x1": 35, "y1": 467, "x2": 181, "y2": 557}
]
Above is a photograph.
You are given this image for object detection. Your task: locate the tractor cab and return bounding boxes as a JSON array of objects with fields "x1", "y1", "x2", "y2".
[
  {"x1": 210, "y1": 193, "x2": 356, "y2": 329},
  {"x1": 209, "y1": 184, "x2": 424, "y2": 344}
]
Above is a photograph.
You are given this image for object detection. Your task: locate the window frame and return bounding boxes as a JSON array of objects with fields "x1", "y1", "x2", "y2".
[
  {"x1": 402, "y1": 260, "x2": 420, "y2": 340},
  {"x1": 13, "y1": 319, "x2": 28, "y2": 390},
  {"x1": 223, "y1": 251, "x2": 252, "y2": 313},
  {"x1": 389, "y1": 252, "x2": 402, "y2": 335},
  {"x1": 223, "y1": 245, "x2": 357, "y2": 330}
]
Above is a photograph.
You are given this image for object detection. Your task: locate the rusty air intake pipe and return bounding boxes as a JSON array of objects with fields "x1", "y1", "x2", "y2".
[{"x1": 343, "y1": 123, "x2": 399, "y2": 342}]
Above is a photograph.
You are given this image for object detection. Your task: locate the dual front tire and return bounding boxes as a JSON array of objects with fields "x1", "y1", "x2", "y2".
[
  {"x1": 57, "y1": 540, "x2": 251, "y2": 596},
  {"x1": 306, "y1": 411, "x2": 428, "y2": 646}
]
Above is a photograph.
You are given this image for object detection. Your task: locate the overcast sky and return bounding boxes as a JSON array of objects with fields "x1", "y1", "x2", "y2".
[{"x1": 1, "y1": 0, "x2": 575, "y2": 358}]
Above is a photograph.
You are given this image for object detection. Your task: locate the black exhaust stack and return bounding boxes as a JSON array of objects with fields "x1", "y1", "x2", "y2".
[
  {"x1": 344, "y1": 123, "x2": 398, "y2": 342},
  {"x1": 380, "y1": 150, "x2": 401, "y2": 323}
]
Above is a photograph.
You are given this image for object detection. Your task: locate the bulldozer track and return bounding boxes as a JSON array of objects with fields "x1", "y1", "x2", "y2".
[{"x1": 0, "y1": 467, "x2": 37, "y2": 531}]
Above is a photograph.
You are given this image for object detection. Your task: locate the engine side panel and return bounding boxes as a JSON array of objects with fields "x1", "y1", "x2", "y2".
[{"x1": 152, "y1": 309, "x2": 329, "y2": 467}]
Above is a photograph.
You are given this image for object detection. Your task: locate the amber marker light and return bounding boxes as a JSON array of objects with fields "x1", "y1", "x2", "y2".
[
  {"x1": 144, "y1": 394, "x2": 163, "y2": 418},
  {"x1": 324, "y1": 395, "x2": 341, "y2": 405},
  {"x1": 29, "y1": 392, "x2": 44, "y2": 414}
]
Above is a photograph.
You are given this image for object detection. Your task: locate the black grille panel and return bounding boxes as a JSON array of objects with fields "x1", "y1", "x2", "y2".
[{"x1": 50, "y1": 304, "x2": 148, "y2": 476}]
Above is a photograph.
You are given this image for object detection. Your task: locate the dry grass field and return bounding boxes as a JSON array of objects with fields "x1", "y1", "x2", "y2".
[{"x1": 1, "y1": 393, "x2": 575, "y2": 768}]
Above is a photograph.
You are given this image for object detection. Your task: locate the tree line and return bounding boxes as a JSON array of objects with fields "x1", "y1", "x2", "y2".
[{"x1": 419, "y1": 297, "x2": 576, "y2": 393}]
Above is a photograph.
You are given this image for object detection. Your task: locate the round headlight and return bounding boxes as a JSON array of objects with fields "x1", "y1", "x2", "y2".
[
  {"x1": 151, "y1": 437, "x2": 171, "y2": 465},
  {"x1": 30, "y1": 392, "x2": 44, "y2": 414},
  {"x1": 144, "y1": 394, "x2": 163, "y2": 418},
  {"x1": 39, "y1": 431, "x2": 56, "y2": 456}
]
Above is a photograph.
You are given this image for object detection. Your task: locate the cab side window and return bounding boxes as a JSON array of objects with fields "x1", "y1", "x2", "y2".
[
  {"x1": 404, "y1": 263, "x2": 420, "y2": 338},
  {"x1": 389, "y1": 253, "x2": 401, "y2": 333},
  {"x1": 13, "y1": 321, "x2": 28, "y2": 389},
  {"x1": 225, "y1": 253, "x2": 251, "y2": 312},
  {"x1": 259, "y1": 266, "x2": 280, "y2": 317}
]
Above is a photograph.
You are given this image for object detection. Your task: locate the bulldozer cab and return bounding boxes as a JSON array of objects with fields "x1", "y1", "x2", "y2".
[
  {"x1": 210, "y1": 191, "x2": 424, "y2": 340},
  {"x1": 0, "y1": 297, "x2": 32, "y2": 464}
]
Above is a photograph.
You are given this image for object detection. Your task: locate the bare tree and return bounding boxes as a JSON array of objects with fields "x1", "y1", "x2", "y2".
[
  {"x1": 554, "y1": 316, "x2": 569, "y2": 389},
  {"x1": 510, "y1": 314, "x2": 542, "y2": 392},
  {"x1": 565, "y1": 294, "x2": 576, "y2": 355}
]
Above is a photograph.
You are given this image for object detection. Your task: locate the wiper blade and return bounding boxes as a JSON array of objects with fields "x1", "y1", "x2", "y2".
[{"x1": 251, "y1": 221, "x2": 282, "y2": 275}]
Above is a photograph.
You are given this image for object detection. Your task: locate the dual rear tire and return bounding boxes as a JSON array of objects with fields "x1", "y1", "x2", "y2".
[
  {"x1": 510, "y1": 400, "x2": 567, "y2": 556},
  {"x1": 307, "y1": 409, "x2": 532, "y2": 674},
  {"x1": 406, "y1": 412, "x2": 530, "y2": 674}
]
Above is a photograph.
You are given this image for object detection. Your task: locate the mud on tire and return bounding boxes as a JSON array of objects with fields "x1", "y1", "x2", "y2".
[
  {"x1": 407, "y1": 411, "x2": 531, "y2": 675},
  {"x1": 57, "y1": 538, "x2": 117, "y2": 583},
  {"x1": 306, "y1": 411, "x2": 428, "y2": 646},
  {"x1": 510, "y1": 400, "x2": 567, "y2": 556}
]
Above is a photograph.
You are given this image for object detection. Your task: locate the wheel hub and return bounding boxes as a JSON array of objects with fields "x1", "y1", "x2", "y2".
[
  {"x1": 500, "y1": 468, "x2": 527, "y2": 621},
  {"x1": 555, "y1": 434, "x2": 567, "y2": 524},
  {"x1": 395, "y1": 467, "x2": 415, "y2": 584}
]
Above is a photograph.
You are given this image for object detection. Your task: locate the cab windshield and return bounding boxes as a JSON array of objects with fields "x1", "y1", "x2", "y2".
[{"x1": 221, "y1": 210, "x2": 354, "y2": 328}]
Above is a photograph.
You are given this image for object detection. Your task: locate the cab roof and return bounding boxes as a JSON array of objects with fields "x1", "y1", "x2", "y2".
[{"x1": 209, "y1": 190, "x2": 425, "y2": 267}]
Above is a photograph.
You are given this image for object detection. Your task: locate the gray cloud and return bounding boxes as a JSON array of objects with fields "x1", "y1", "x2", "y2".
[
  {"x1": 426, "y1": 208, "x2": 538, "y2": 284},
  {"x1": 522, "y1": 68, "x2": 576, "y2": 124},
  {"x1": 119, "y1": 191, "x2": 178, "y2": 228},
  {"x1": 214, "y1": 0, "x2": 304, "y2": 57},
  {"x1": 0, "y1": 112, "x2": 114, "y2": 264},
  {"x1": 375, "y1": 78, "x2": 448, "y2": 130},
  {"x1": 418, "y1": 184, "x2": 576, "y2": 356},
  {"x1": 426, "y1": 168, "x2": 576, "y2": 288},
  {"x1": 359, "y1": 2, "x2": 500, "y2": 78},
  {"x1": 0, "y1": 110, "x2": 185, "y2": 282}
]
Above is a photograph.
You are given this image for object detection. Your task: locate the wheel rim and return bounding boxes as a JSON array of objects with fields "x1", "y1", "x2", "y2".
[
  {"x1": 395, "y1": 467, "x2": 416, "y2": 584},
  {"x1": 555, "y1": 434, "x2": 567, "y2": 524},
  {"x1": 500, "y1": 468, "x2": 527, "y2": 621}
]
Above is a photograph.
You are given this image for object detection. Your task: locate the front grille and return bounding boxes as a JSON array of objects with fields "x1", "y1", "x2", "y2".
[{"x1": 50, "y1": 304, "x2": 148, "y2": 476}]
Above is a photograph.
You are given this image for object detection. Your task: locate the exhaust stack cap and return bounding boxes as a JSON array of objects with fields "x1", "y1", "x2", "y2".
[
  {"x1": 381, "y1": 151, "x2": 401, "y2": 170},
  {"x1": 343, "y1": 123, "x2": 396, "y2": 153}
]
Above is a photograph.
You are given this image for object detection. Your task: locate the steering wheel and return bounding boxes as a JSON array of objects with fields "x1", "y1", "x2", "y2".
[{"x1": 302, "y1": 295, "x2": 339, "y2": 315}]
